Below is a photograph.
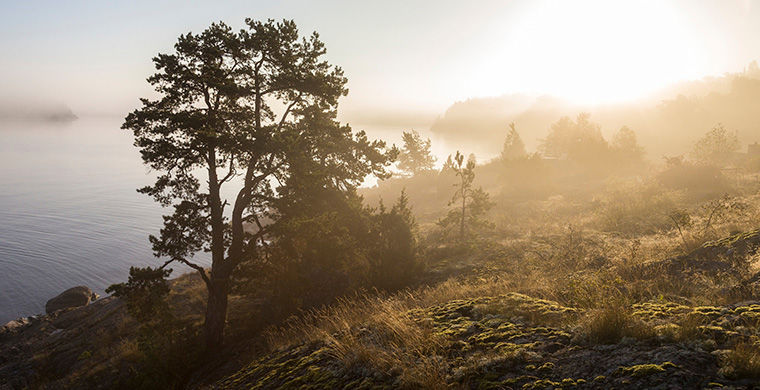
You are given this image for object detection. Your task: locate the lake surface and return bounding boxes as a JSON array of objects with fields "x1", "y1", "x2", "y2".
[
  {"x1": 0, "y1": 117, "x2": 439, "y2": 323},
  {"x1": 0, "y1": 118, "x2": 211, "y2": 323}
]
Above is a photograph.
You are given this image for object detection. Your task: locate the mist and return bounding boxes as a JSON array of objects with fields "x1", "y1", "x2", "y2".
[
  {"x1": 6, "y1": 2, "x2": 760, "y2": 389},
  {"x1": 426, "y1": 61, "x2": 760, "y2": 161}
]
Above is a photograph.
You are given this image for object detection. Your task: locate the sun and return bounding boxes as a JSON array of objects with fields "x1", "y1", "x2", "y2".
[{"x1": 469, "y1": 0, "x2": 704, "y2": 105}]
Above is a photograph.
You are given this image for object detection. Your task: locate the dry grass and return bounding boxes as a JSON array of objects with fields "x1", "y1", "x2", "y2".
[
  {"x1": 673, "y1": 311, "x2": 711, "y2": 342},
  {"x1": 263, "y1": 278, "x2": 526, "y2": 388},
  {"x1": 720, "y1": 341, "x2": 760, "y2": 379},
  {"x1": 260, "y1": 216, "x2": 760, "y2": 383},
  {"x1": 320, "y1": 308, "x2": 449, "y2": 388},
  {"x1": 265, "y1": 278, "x2": 517, "y2": 350},
  {"x1": 579, "y1": 303, "x2": 655, "y2": 344}
]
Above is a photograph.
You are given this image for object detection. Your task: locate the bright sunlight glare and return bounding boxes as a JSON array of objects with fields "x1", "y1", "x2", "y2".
[{"x1": 468, "y1": 0, "x2": 704, "y2": 104}]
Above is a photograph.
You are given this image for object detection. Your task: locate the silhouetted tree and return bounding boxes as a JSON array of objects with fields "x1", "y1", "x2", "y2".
[
  {"x1": 691, "y1": 124, "x2": 740, "y2": 166},
  {"x1": 123, "y1": 19, "x2": 395, "y2": 352},
  {"x1": 398, "y1": 130, "x2": 436, "y2": 175},
  {"x1": 439, "y1": 151, "x2": 493, "y2": 242},
  {"x1": 107, "y1": 267, "x2": 172, "y2": 322},
  {"x1": 453, "y1": 152, "x2": 474, "y2": 241},
  {"x1": 368, "y1": 190, "x2": 419, "y2": 291},
  {"x1": 501, "y1": 122, "x2": 527, "y2": 161},
  {"x1": 611, "y1": 126, "x2": 644, "y2": 167},
  {"x1": 540, "y1": 113, "x2": 609, "y2": 163}
]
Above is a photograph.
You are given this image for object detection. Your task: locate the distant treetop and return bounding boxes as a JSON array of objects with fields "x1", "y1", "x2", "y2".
[
  {"x1": 501, "y1": 122, "x2": 527, "y2": 161},
  {"x1": 691, "y1": 124, "x2": 740, "y2": 166},
  {"x1": 398, "y1": 130, "x2": 436, "y2": 175}
]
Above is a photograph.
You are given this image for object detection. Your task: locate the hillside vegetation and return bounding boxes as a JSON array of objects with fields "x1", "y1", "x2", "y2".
[
  {"x1": 8, "y1": 109, "x2": 760, "y2": 389},
  {"x1": 212, "y1": 224, "x2": 760, "y2": 389},
  {"x1": 5, "y1": 17, "x2": 760, "y2": 389}
]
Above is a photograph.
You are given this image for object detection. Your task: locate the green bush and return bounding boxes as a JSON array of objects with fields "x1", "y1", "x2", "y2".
[
  {"x1": 236, "y1": 190, "x2": 421, "y2": 314},
  {"x1": 107, "y1": 267, "x2": 202, "y2": 389}
]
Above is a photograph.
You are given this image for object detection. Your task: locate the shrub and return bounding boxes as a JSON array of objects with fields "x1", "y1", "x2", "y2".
[
  {"x1": 580, "y1": 304, "x2": 654, "y2": 344},
  {"x1": 107, "y1": 267, "x2": 202, "y2": 389},
  {"x1": 720, "y1": 341, "x2": 760, "y2": 379},
  {"x1": 236, "y1": 190, "x2": 421, "y2": 315},
  {"x1": 596, "y1": 184, "x2": 682, "y2": 235},
  {"x1": 367, "y1": 191, "x2": 422, "y2": 291},
  {"x1": 657, "y1": 162, "x2": 730, "y2": 197}
]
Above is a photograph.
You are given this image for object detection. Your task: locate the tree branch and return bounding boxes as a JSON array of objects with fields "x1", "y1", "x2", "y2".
[
  {"x1": 177, "y1": 258, "x2": 211, "y2": 288},
  {"x1": 220, "y1": 154, "x2": 237, "y2": 184},
  {"x1": 275, "y1": 93, "x2": 303, "y2": 133}
]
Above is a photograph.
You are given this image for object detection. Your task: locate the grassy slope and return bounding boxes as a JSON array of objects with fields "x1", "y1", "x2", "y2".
[
  {"x1": 216, "y1": 292, "x2": 760, "y2": 389},
  {"x1": 214, "y1": 231, "x2": 760, "y2": 389}
]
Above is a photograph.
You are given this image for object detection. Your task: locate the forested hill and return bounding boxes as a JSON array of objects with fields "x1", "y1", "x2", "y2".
[{"x1": 430, "y1": 61, "x2": 760, "y2": 158}]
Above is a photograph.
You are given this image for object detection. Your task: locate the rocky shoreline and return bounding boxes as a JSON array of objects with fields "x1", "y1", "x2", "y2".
[
  {"x1": 0, "y1": 295, "x2": 128, "y2": 389},
  {"x1": 1, "y1": 285, "x2": 100, "y2": 338},
  {"x1": 0, "y1": 273, "x2": 209, "y2": 390}
]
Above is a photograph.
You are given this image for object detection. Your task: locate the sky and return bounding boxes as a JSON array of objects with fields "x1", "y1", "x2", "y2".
[{"x1": 1, "y1": 0, "x2": 760, "y2": 127}]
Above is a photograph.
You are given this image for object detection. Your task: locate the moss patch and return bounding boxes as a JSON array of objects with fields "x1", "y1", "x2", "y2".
[{"x1": 616, "y1": 362, "x2": 677, "y2": 377}]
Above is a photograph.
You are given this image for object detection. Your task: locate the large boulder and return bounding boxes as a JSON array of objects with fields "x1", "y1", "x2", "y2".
[{"x1": 45, "y1": 286, "x2": 98, "y2": 314}]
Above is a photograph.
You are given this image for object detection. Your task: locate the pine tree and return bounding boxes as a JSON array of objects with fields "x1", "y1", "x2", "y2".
[
  {"x1": 501, "y1": 122, "x2": 527, "y2": 160},
  {"x1": 398, "y1": 130, "x2": 436, "y2": 175}
]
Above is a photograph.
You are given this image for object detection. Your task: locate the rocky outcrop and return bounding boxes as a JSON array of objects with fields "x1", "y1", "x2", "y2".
[
  {"x1": 216, "y1": 294, "x2": 760, "y2": 389},
  {"x1": 627, "y1": 229, "x2": 760, "y2": 281},
  {"x1": 44, "y1": 286, "x2": 98, "y2": 315},
  {"x1": 0, "y1": 273, "x2": 209, "y2": 390},
  {"x1": 0, "y1": 296, "x2": 128, "y2": 390}
]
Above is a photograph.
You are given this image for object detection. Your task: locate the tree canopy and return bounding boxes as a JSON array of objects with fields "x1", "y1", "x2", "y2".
[
  {"x1": 398, "y1": 130, "x2": 436, "y2": 175},
  {"x1": 611, "y1": 126, "x2": 644, "y2": 168},
  {"x1": 501, "y1": 122, "x2": 527, "y2": 161},
  {"x1": 691, "y1": 124, "x2": 740, "y2": 166},
  {"x1": 540, "y1": 113, "x2": 608, "y2": 162},
  {"x1": 123, "y1": 19, "x2": 396, "y2": 351}
]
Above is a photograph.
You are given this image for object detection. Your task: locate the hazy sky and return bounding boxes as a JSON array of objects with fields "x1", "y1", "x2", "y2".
[{"x1": 1, "y1": 0, "x2": 759, "y2": 125}]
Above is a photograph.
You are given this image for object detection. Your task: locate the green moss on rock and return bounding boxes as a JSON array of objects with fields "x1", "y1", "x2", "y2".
[{"x1": 616, "y1": 362, "x2": 677, "y2": 378}]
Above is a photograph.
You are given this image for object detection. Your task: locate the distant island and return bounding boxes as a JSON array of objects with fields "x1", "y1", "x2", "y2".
[{"x1": 0, "y1": 103, "x2": 77, "y2": 122}]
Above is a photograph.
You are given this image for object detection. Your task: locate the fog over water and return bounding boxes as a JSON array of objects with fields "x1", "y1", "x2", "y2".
[
  {"x1": 0, "y1": 118, "x2": 213, "y2": 322},
  {"x1": 0, "y1": 117, "x2": 409, "y2": 322}
]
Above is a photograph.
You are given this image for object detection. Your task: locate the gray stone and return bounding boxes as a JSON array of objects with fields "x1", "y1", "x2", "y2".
[{"x1": 45, "y1": 286, "x2": 98, "y2": 314}]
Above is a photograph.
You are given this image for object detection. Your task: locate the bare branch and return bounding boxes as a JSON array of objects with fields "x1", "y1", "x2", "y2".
[
  {"x1": 177, "y1": 258, "x2": 211, "y2": 288},
  {"x1": 220, "y1": 154, "x2": 237, "y2": 184},
  {"x1": 158, "y1": 259, "x2": 175, "y2": 270},
  {"x1": 275, "y1": 93, "x2": 303, "y2": 133}
]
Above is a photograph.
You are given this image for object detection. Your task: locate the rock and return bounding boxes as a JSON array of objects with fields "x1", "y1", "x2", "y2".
[
  {"x1": 0, "y1": 318, "x2": 30, "y2": 336},
  {"x1": 45, "y1": 286, "x2": 98, "y2": 314}
]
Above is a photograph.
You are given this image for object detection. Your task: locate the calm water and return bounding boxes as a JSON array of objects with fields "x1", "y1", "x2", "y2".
[
  {"x1": 0, "y1": 118, "x2": 210, "y2": 323},
  {"x1": 0, "y1": 117, "x2": 429, "y2": 323}
]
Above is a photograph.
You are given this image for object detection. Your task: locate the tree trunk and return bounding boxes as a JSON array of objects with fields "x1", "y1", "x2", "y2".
[
  {"x1": 460, "y1": 188, "x2": 466, "y2": 242},
  {"x1": 203, "y1": 274, "x2": 229, "y2": 353},
  {"x1": 204, "y1": 145, "x2": 229, "y2": 353}
]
